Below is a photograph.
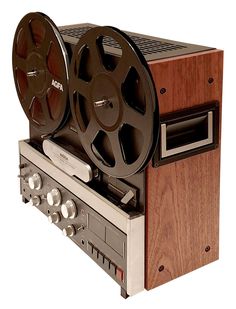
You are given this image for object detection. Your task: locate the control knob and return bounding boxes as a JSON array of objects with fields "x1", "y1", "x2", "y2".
[
  {"x1": 61, "y1": 200, "x2": 77, "y2": 219},
  {"x1": 48, "y1": 212, "x2": 61, "y2": 224},
  {"x1": 29, "y1": 195, "x2": 41, "y2": 206},
  {"x1": 63, "y1": 225, "x2": 76, "y2": 237},
  {"x1": 28, "y1": 173, "x2": 42, "y2": 190},
  {"x1": 47, "y1": 188, "x2": 61, "y2": 206}
]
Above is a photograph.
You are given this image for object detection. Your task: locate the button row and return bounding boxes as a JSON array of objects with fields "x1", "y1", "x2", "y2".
[{"x1": 87, "y1": 242, "x2": 124, "y2": 282}]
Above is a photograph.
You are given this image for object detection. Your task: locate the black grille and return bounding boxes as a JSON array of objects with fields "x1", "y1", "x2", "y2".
[
  {"x1": 60, "y1": 26, "x2": 92, "y2": 39},
  {"x1": 60, "y1": 27, "x2": 187, "y2": 55}
]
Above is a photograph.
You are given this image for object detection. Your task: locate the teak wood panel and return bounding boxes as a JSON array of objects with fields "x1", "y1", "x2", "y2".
[{"x1": 145, "y1": 50, "x2": 223, "y2": 290}]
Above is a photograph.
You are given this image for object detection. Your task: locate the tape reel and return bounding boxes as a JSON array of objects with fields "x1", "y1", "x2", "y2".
[
  {"x1": 13, "y1": 13, "x2": 159, "y2": 178},
  {"x1": 69, "y1": 26, "x2": 159, "y2": 178},
  {"x1": 12, "y1": 12, "x2": 69, "y2": 135}
]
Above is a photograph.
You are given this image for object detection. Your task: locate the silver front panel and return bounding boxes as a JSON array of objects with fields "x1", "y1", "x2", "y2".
[{"x1": 19, "y1": 140, "x2": 144, "y2": 296}]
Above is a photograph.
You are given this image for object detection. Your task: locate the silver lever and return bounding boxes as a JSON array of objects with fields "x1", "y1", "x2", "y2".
[
  {"x1": 27, "y1": 69, "x2": 44, "y2": 77},
  {"x1": 93, "y1": 99, "x2": 110, "y2": 108},
  {"x1": 27, "y1": 69, "x2": 39, "y2": 77},
  {"x1": 121, "y1": 190, "x2": 135, "y2": 205}
]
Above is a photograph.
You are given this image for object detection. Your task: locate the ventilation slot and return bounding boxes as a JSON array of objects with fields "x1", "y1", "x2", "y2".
[{"x1": 60, "y1": 27, "x2": 187, "y2": 56}]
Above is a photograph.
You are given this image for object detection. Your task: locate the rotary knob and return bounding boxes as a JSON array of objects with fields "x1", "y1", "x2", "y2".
[
  {"x1": 29, "y1": 195, "x2": 41, "y2": 206},
  {"x1": 48, "y1": 212, "x2": 61, "y2": 224},
  {"x1": 28, "y1": 173, "x2": 42, "y2": 190},
  {"x1": 61, "y1": 200, "x2": 77, "y2": 219},
  {"x1": 47, "y1": 188, "x2": 61, "y2": 206},
  {"x1": 63, "y1": 225, "x2": 76, "y2": 237}
]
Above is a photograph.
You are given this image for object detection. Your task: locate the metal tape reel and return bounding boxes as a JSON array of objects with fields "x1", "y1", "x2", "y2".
[
  {"x1": 12, "y1": 12, "x2": 69, "y2": 135},
  {"x1": 69, "y1": 26, "x2": 159, "y2": 178}
]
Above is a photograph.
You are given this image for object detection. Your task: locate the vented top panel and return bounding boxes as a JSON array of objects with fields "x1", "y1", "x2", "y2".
[{"x1": 60, "y1": 23, "x2": 214, "y2": 61}]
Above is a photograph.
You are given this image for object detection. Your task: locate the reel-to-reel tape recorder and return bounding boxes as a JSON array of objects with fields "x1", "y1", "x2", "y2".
[{"x1": 13, "y1": 12, "x2": 223, "y2": 298}]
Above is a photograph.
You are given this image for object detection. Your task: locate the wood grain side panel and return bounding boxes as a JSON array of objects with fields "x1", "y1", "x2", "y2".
[
  {"x1": 146, "y1": 150, "x2": 220, "y2": 289},
  {"x1": 149, "y1": 49, "x2": 223, "y2": 115},
  {"x1": 145, "y1": 50, "x2": 223, "y2": 290}
]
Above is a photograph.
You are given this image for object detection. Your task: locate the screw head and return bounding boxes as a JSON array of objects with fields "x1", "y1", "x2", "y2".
[{"x1": 208, "y1": 77, "x2": 214, "y2": 84}]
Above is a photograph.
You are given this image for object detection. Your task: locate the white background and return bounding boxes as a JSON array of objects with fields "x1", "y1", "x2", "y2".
[{"x1": 0, "y1": 0, "x2": 235, "y2": 308}]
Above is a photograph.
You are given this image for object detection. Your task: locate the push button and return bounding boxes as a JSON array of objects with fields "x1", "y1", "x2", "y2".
[
  {"x1": 104, "y1": 256, "x2": 110, "y2": 269},
  {"x1": 93, "y1": 247, "x2": 99, "y2": 259},
  {"x1": 98, "y1": 252, "x2": 104, "y2": 264},
  {"x1": 87, "y1": 242, "x2": 93, "y2": 254},
  {"x1": 110, "y1": 262, "x2": 116, "y2": 276},
  {"x1": 116, "y1": 267, "x2": 124, "y2": 282}
]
